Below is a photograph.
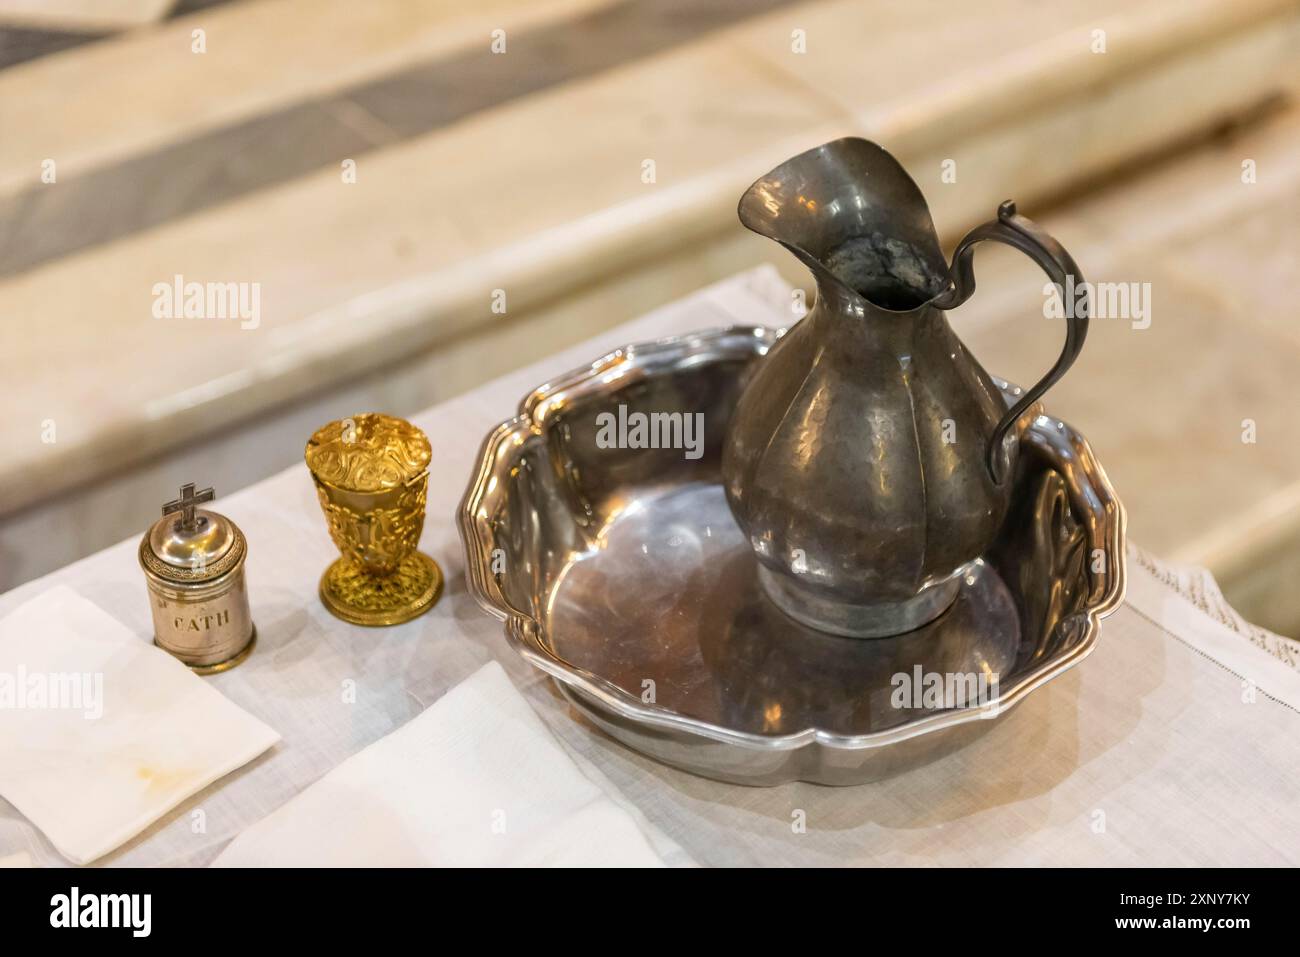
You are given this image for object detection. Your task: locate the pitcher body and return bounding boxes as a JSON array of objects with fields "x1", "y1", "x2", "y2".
[{"x1": 722, "y1": 138, "x2": 1089, "y2": 637}]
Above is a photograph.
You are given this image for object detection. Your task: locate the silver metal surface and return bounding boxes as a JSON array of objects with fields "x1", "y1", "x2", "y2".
[
  {"x1": 459, "y1": 327, "x2": 1126, "y2": 786},
  {"x1": 139, "y1": 484, "x2": 256, "y2": 674},
  {"x1": 724, "y1": 139, "x2": 1091, "y2": 637}
]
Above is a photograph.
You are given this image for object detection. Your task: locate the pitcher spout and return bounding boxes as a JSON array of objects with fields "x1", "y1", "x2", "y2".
[{"x1": 738, "y1": 137, "x2": 953, "y2": 313}]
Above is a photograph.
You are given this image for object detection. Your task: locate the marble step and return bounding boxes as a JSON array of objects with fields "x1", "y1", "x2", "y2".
[{"x1": 1, "y1": 0, "x2": 1297, "y2": 590}]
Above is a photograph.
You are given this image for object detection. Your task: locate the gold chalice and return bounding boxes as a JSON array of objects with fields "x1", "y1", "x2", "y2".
[{"x1": 305, "y1": 413, "x2": 443, "y2": 626}]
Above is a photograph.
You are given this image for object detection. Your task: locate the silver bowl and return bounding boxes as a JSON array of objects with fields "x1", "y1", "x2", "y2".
[{"x1": 459, "y1": 326, "x2": 1126, "y2": 786}]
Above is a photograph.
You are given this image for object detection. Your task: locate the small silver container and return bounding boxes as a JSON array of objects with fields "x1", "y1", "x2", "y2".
[{"x1": 138, "y1": 484, "x2": 255, "y2": 674}]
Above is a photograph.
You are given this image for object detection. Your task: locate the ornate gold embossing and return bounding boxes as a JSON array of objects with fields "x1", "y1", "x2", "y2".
[
  {"x1": 313, "y1": 481, "x2": 426, "y2": 576},
  {"x1": 319, "y1": 553, "x2": 443, "y2": 627},
  {"x1": 305, "y1": 413, "x2": 431, "y2": 493},
  {"x1": 305, "y1": 414, "x2": 442, "y2": 626}
]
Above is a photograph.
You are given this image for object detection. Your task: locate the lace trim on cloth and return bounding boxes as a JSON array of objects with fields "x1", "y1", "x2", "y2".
[{"x1": 1129, "y1": 544, "x2": 1300, "y2": 672}]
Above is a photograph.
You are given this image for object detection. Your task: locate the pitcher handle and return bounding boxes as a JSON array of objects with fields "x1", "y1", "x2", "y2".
[{"x1": 937, "y1": 201, "x2": 1089, "y2": 483}]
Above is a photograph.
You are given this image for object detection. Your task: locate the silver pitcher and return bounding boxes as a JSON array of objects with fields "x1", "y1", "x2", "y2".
[{"x1": 722, "y1": 138, "x2": 1089, "y2": 638}]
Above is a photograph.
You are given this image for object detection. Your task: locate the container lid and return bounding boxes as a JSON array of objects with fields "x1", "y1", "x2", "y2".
[
  {"x1": 142, "y1": 484, "x2": 244, "y2": 580},
  {"x1": 304, "y1": 413, "x2": 432, "y2": 493}
]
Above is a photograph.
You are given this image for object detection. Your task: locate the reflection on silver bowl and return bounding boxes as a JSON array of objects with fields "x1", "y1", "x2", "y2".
[{"x1": 459, "y1": 326, "x2": 1126, "y2": 786}]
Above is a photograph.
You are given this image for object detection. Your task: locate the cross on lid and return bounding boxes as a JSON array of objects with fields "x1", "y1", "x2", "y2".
[{"x1": 162, "y1": 482, "x2": 214, "y2": 531}]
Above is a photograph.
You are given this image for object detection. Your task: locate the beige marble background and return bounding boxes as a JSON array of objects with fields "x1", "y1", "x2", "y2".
[{"x1": 1, "y1": 0, "x2": 1299, "y2": 636}]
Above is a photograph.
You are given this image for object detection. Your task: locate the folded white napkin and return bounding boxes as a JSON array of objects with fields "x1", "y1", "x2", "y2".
[
  {"x1": 215, "y1": 661, "x2": 677, "y2": 867},
  {"x1": 0, "y1": 586, "x2": 279, "y2": 864}
]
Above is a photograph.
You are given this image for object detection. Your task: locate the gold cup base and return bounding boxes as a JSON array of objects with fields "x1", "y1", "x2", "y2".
[{"x1": 318, "y1": 551, "x2": 443, "y2": 627}]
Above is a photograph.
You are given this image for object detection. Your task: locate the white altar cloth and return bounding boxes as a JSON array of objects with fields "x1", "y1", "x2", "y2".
[{"x1": 1, "y1": 267, "x2": 1297, "y2": 867}]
